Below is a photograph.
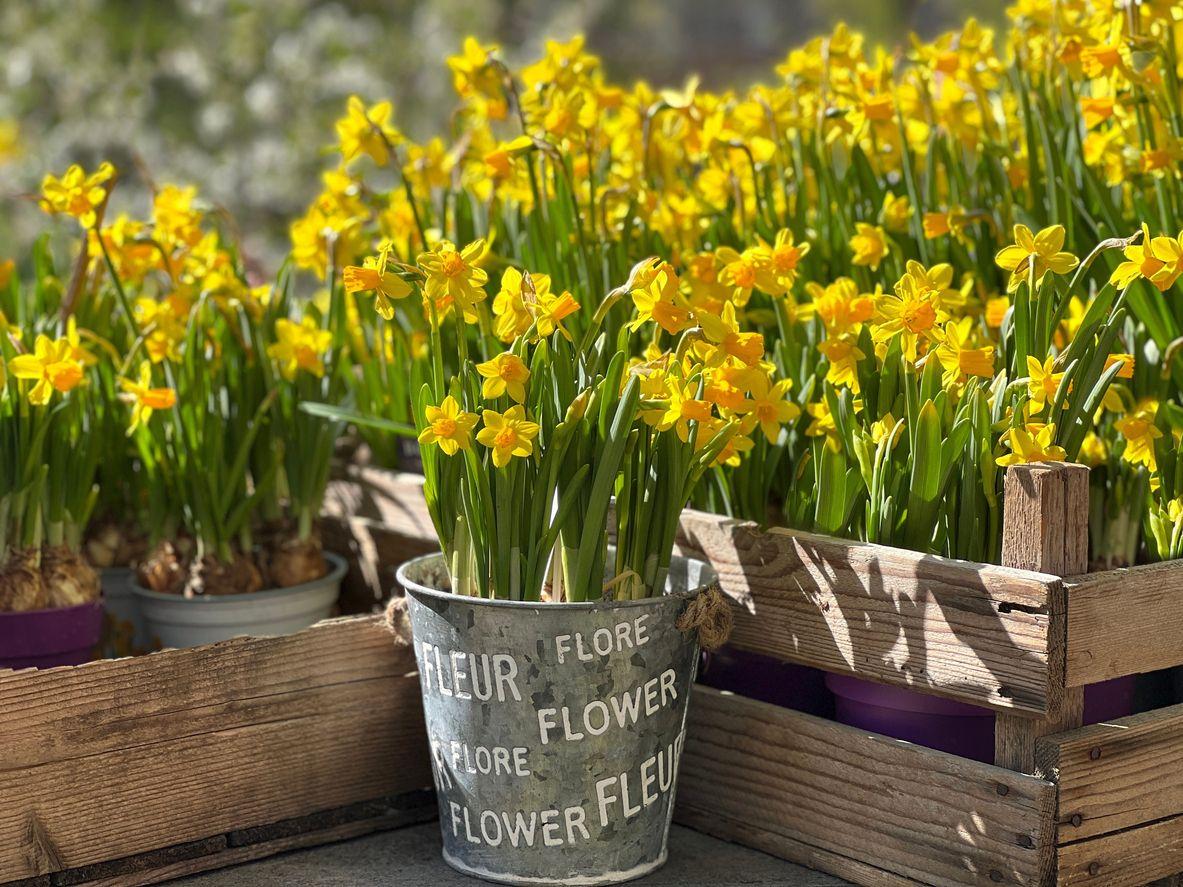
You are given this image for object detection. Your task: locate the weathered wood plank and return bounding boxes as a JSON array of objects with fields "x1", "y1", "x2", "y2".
[
  {"x1": 38, "y1": 793, "x2": 438, "y2": 887},
  {"x1": 676, "y1": 807, "x2": 917, "y2": 887},
  {"x1": 0, "y1": 617, "x2": 431, "y2": 881},
  {"x1": 677, "y1": 686, "x2": 1055, "y2": 886},
  {"x1": 1065, "y1": 560, "x2": 1183, "y2": 686},
  {"x1": 1037, "y1": 703, "x2": 1183, "y2": 844},
  {"x1": 1056, "y1": 814, "x2": 1183, "y2": 887},
  {"x1": 995, "y1": 463, "x2": 1087, "y2": 774},
  {"x1": 677, "y1": 508, "x2": 1061, "y2": 714}
]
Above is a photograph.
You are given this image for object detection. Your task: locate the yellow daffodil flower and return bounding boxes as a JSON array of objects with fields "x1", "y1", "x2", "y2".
[
  {"x1": 997, "y1": 423, "x2": 1067, "y2": 467},
  {"x1": 933, "y1": 318, "x2": 995, "y2": 387},
  {"x1": 630, "y1": 263, "x2": 691, "y2": 334},
  {"x1": 697, "y1": 301, "x2": 765, "y2": 367},
  {"x1": 737, "y1": 374, "x2": 800, "y2": 443},
  {"x1": 995, "y1": 224, "x2": 1079, "y2": 293},
  {"x1": 120, "y1": 362, "x2": 177, "y2": 433},
  {"x1": 1025, "y1": 355, "x2": 1063, "y2": 411},
  {"x1": 40, "y1": 162, "x2": 115, "y2": 229},
  {"x1": 344, "y1": 245, "x2": 412, "y2": 319},
  {"x1": 1115, "y1": 402, "x2": 1162, "y2": 471},
  {"x1": 419, "y1": 396, "x2": 479, "y2": 455},
  {"x1": 477, "y1": 405, "x2": 540, "y2": 466},
  {"x1": 267, "y1": 317, "x2": 332, "y2": 381},
  {"x1": 476, "y1": 352, "x2": 531, "y2": 403},
  {"x1": 337, "y1": 95, "x2": 403, "y2": 166},
  {"x1": 849, "y1": 223, "x2": 889, "y2": 270},
  {"x1": 417, "y1": 239, "x2": 489, "y2": 323},
  {"x1": 818, "y1": 336, "x2": 865, "y2": 392},
  {"x1": 8, "y1": 335, "x2": 85, "y2": 405}
]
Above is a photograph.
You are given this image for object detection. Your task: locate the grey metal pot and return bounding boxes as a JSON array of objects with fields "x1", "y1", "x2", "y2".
[
  {"x1": 397, "y1": 552, "x2": 714, "y2": 887},
  {"x1": 132, "y1": 552, "x2": 346, "y2": 649},
  {"x1": 100, "y1": 567, "x2": 153, "y2": 657}
]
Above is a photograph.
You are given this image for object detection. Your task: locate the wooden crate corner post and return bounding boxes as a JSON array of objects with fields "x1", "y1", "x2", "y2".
[{"x1": 995, "y1": 461, "x2": 1089, "y2": 775}]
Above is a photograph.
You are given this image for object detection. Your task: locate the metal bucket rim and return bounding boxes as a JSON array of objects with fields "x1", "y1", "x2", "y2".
[
  {"x1": 440, "y1": 845, "x2": 669, "y2": 887},
  {"x1": 130, "y1": 551, "x2": 347, "y2": 603},
  {"x1": 396, "y1": 551, "x2": 715, "y2": 611}
]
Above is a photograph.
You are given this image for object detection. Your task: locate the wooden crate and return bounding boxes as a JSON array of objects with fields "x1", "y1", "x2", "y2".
[
  {"x1": 0, "y1": 614, "x2": 434, "y2": 886},
  {"x1": 4, "y1": 464, "x2": 1182, "y2": 886},
  {"x1": 317, "y1": 466, "x2": 1183, "y2": 886}
]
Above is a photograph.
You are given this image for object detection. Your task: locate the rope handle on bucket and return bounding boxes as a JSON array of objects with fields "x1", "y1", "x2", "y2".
[
  {"x1": 676, "y1": 583, "x2": 733, "y2": 651},
  {"x1": 385, "y1": 595, "x2": 413, "y2": 646}
]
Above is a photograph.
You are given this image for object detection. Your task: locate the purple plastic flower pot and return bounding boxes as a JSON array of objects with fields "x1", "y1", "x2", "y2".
[
  {"x1": 0, "y1": 600, "x2": 104, "y2": 670},
  {"x1": 827, "y1": 672, "x2": 1139, "y2": 764},
  {"x1": 1083, "y1": 675, "x2": 1137, "y2": 723},
  {"x1": 826, "y1": 673, "x2": 996, "y2": 762},
  {"x1": 700, "y1": 647, "x2": 834, "y2": 716}
]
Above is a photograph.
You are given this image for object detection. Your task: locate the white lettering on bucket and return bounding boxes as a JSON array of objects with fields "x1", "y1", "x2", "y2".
[
  {"x1": 533, "y1": 668, "x2": 680, "y2": 743},
  {"x1": 552, "y1": 614, "x2": 653, "y2": 663},
  {"x1": 420, "y1": 644, "x2": 521, "y2": 703}
]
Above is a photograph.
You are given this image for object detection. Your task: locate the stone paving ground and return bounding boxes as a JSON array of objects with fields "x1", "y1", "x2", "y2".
[{"x1": 177, "y1": 823, "x2": 850, "y2": 886}]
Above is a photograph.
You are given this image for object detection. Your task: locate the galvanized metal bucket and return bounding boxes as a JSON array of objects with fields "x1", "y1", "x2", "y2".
[{"x1": 397, "y1": 552, "x2": 714, "y2": 886}]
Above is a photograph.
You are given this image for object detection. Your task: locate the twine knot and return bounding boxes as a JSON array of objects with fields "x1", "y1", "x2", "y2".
[
  {"x1": 384, "y1": 595, "x2": 413, "y2": 646},
  {"x1": 676, "y1": 583, "x2": 733, "y2": 651}
]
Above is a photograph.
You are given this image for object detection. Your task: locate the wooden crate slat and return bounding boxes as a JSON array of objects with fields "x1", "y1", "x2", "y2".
[
  {"x1": 33, "y1": 793, "x2": 437, "y2": 887},
  {"x1": 678, "y1": 508, "x2": 1063, "y2": 715},
  {"x1": 1, "y1": 615, "x2": 408, "y2": 771},
  {"x1": 676, "y1": 686, "x2": 1055, "y2": 886},
  {"x1": 1056, "y1": 814, "x2": 1183, "y2": 887},
  {"x1": 674, "y1": 807, "x2": 918, "y2": 887},
  {"x1": 1037, "y1": 703, "x2": 1183, "y2": 844},
  {"x1": 0, "y1": 617, "x2": 431, "y2": 881},
  {"x1": 1065, "y1": 561, "x2": 1183, "y2": 686}
]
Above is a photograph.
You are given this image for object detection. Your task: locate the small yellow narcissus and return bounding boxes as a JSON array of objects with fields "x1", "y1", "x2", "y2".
[
  {"x1": 630, "y1": 264, "x2": 690, "y2": 335},
  {"x1": 995, "y1": 224, "x2": 1079, "y2": 293},
  {"x1": 8, "y1": 335, "x2": 84, "y2": 405},
  {"x1": 531, "y1": 289, "x2": 580, "y2": 340},
  {"x1": 417, "y1": 239, "x2": 489, "y2": 322},
  {"x1": 738, "y1": 375, "x2": 801, "y2": 443},
  {"x1": 996, "y1": 423, "x2": 1067, "y2": 467},
  {"x1": 933, "y1": 319, "x2": 994, "y2": 387},
  {"x1": 1109, "y1": 226, "x2": 1183, "y2": 293},
  {"x1": 476, "y1": 352, "x2": 531, "y2": 403},
  {"x1": 698, "y1": 302, "x2": 764, "y2": 367},
  {"x1": 419, "y1": 396, "x2": 478, "y2": 455},
  {"x1": 120, "y1": 362, "x2": 177, "y2": 433},
  {"x1": 268, "y1": 317, "x2": 332, "y2": 381},
  {"x1": 849, "y1": 223, "x2": 889, "y2": 270},
  {"x1": 651, "y1": 383, "x2": 713, "y2": 442},
  {"x1": 1115, "y1": 402, "x2": 1162, "y2": 471},
  {"x1": 337, "y1": 96, "x2": 403, "y2": 166},
  {"x1": 344, "y1": 245, "x2": 412, "y2": 320},
  {"x1": 1025, "y1": 356, "x2": 1063, "y2": 410},
  {"x1": 477, "y1": 405, "x2": 540, "y2": 467},
  {"x1": 40, "y1": 162, "x2": 115, "y2": 229}
]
